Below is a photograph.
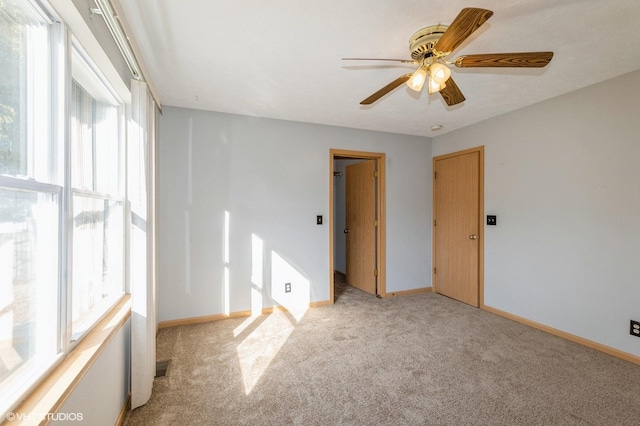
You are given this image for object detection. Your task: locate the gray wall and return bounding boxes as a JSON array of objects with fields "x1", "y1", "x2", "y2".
[
  {"x1": 158, "y1": 108, "x2": 432, "y2": 321},
  {"x1": 433, "y1": 70, "x2": 640, "y2": 357}
]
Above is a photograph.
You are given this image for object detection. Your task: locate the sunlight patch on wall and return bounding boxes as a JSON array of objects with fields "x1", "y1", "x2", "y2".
[
  {"x1": 251, "y1": 234, "x2": 263, "y2": 316},
  {"x1": 271, "y1": 251, "x2": 309, "y2": 322}
]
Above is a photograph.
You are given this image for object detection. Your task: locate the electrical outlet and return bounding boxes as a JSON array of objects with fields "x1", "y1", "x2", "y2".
[
  {"x1": 285, "y1": 282, "x2": 291, "y2": 293},
  {"x1": 631, "y1": 320, "x2": 640, "y2": 337}
]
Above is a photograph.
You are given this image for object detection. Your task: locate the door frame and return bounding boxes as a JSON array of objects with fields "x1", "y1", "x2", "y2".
[
  {"x1": 432, "y1": 146, "x2": 485, "y2": 307},
  {"x1": 329, "y1": 149, "x2": 386, "y2": 303}
]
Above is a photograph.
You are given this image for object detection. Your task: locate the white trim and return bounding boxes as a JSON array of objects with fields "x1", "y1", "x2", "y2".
[{"x1": 48, "y1": 0, "x2": 131, "y2": 104}]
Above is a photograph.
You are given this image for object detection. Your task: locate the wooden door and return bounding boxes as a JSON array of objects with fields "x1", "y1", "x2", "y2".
[
  {"x1": 345, "y1": 160, "x2": 377, "y2": 295},
  {"x1": 433, "y1": 148, "x2": 483, "y2": 306}
]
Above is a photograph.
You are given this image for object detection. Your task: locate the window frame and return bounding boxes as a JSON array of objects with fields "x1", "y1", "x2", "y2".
[
  {"x1": 0, "y1": 0, "x2": 131, "y2": 416},
  {"x1": 0, "y1": 178, "x2": 64, "y2": 415},
  {"x1": 67, "y1": 39, "x2": 126, "y2": 345},
  {"x1": 0, "y1": 0, "x2": 66, "y2": 416}
]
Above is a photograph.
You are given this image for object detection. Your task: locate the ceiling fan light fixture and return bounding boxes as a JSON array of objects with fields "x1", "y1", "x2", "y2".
[
  {"x1": 429, "y1": 62, "x2": 451, "y2": 84},
  {"x1": 428, "y1": 77, "x2": 446, "y2": 95},
  {"x1": 406, "y1": 67, "x2": 427, "y2": 91}
]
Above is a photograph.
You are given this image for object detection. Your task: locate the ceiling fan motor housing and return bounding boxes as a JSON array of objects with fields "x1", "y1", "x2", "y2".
[{"x1": 409, "y1": 24, "x2": 449, "y2": 60}]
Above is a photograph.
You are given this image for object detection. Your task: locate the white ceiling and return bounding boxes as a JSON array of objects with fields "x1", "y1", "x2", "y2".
[{"x1": 118, "y1": 0, "x2": 640, "y2": 137}]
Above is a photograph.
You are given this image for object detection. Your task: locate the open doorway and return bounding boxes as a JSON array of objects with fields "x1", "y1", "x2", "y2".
[{"x1": 329, "y1": 149, "x2": 386, "y2": 302}]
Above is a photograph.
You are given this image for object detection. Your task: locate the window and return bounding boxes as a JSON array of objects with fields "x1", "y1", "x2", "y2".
[
  {"x1": 0, "y1": 0, "x2": 60, "y2": 416},
  {"x1": 0, "y1": 187, "x2": 60, "y2": 417},
  {"x1": 70, "y1": 49, "x2": 124, "y2": 337},
  {"x1": 0, "y1": 0, "x2": 52, "y2": 182},
  {"x1": 0, "y1": 0, "x2": 126, "y2": 416}
]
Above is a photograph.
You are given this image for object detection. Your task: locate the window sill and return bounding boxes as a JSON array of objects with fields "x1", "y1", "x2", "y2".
[{"x1": 8, "y1": 295, "x2": 132, "y2": 426}]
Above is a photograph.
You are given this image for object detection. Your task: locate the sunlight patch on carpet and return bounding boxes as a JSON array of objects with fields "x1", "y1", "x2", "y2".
[
  {"x1": 233, "y1": 314, "x2": 260, "y2": 338},
  {"x1": 236, "y1": 312, "x2": 294, "y2": 395}
]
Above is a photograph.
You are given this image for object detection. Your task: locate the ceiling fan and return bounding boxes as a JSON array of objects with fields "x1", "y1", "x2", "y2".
[{"x1": 343, "y1": 7, "x2": 553, "y2": 106}]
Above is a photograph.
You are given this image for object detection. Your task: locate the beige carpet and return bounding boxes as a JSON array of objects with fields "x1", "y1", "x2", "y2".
[{"x1": 125, "y1": 280, "x2": 640, "y2": 425}]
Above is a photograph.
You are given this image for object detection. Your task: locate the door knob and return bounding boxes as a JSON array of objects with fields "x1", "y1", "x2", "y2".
[
  {"x1": 469, "y1": 234, "x2": 479, "y2": 240},
  {"x1": 344, "y1": 229, "x2": 349, "y2": 233}
]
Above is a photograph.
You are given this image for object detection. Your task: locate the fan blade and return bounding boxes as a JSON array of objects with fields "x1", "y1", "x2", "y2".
[
  {"x1": 436, "y1": 8, "x2": 493, "y2": 53},
  {"x1": 439, "y1": 77, "x2": 465, "y2": 106},
  {"x1": 360, "y1": 74, "x2": 412, "y2": 105},
  {"x1": 342, "y1": 57, "x2": 416, "y2": 64},
  {"x1": 455, "y1": 52, "x2": 554, "y2": 68}
]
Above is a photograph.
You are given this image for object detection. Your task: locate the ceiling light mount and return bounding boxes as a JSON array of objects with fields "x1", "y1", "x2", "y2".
[{"x1": 409, "y1": 25, "x2": 449, "y2": 61}]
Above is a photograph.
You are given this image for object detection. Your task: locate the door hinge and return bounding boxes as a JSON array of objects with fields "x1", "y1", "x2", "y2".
[
  {"x1": 433, "y1": 219, "x2": 436, "y2": 227},
  {"x1": 374, "y1": 220, "x2": 378, "y2": 227},
  {"x1": 374, "y1": 269, "x2": 378, "y2": 276},
  {"x1": 434, "y1": 171, "x2": 437, "y2": 179},
  {"x1": 433, "y1": 267, "x2": 436, "y2": 274},
  {"x1": 373, "y1": 170, "x2": 378, "y2": 178}
]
